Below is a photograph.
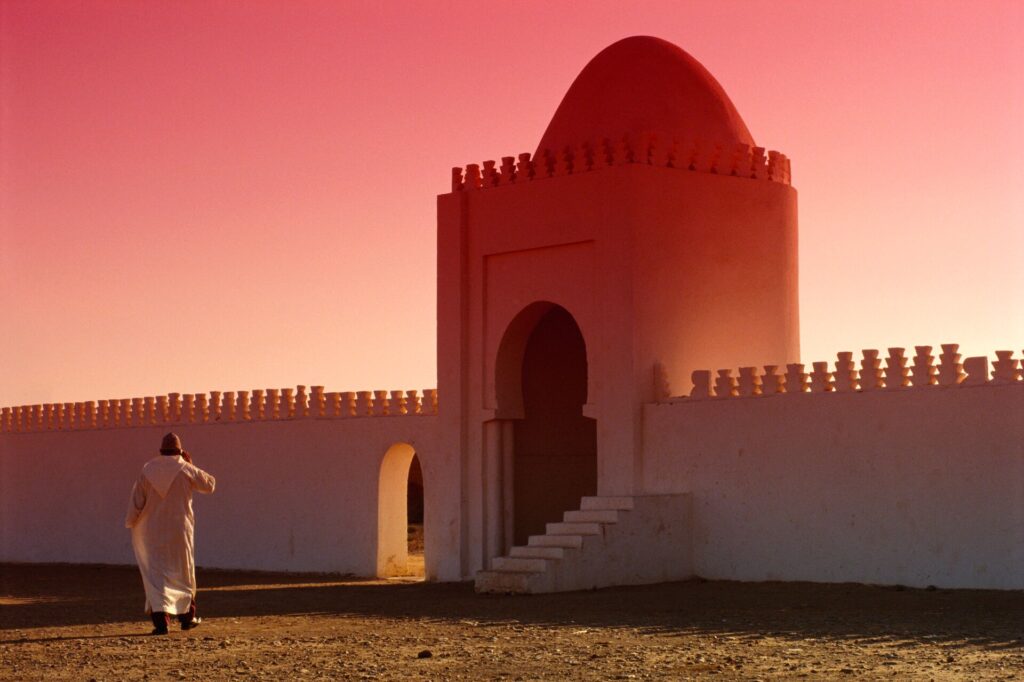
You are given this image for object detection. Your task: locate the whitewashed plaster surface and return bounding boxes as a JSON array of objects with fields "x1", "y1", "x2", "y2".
[
  {"x1": 0, "y1": 417, "x2": 455, "y2": 580},
  {"x1": 642, "y1": 383, "x2": 1024, "y2": 589}
]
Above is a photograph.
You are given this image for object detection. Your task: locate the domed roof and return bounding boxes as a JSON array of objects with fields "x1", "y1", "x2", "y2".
[{"x1": 536, "y1": 36, "x2": 754, "y2": 155}]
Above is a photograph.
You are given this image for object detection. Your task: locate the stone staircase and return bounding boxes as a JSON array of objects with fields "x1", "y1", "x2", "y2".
[{"x1": 475, "y1": 494, "x2": 692, "y2": 594}]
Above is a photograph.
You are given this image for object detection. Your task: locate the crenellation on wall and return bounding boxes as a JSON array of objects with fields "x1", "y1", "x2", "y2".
[
  {"x1": 308, "y1": 386, "x2": 323, "y2": 417},
  {"x1": 196, "y1": 393, "x2": 210, "y2": 423},
  {"x1": 222, "y1": 391, "x2": 235, "y2": 421},
  {"x1": 784, "y1": 363, "x2": 809, "y2": 394},
  {"x1": 515, "y1": 153, "x2": 532, "y2": 182},
  {"x1": 464, "y1": 163, "x2": 482, "y2": 189},
  {"x1": 761, "y1": 365, "x2": 784, "y2": 395},
  {"x1": 364, "y1": 391, "x2": 377, "y2": 415},
  {"x1": 342, "y1": 391, "x2": 358, "y2": 417},
  {"x1": 551, "y1": 147, "x2": 570, "y2": 176},
  {"x1": 833, "y1": 352, "x2": 857, "y2": 392},
  {"x1": 669, "y1": 346, "x2": 1024, "y2": 402},
  {"x1": 498, "y1": 157, "x2": 516, "y2": 185},
  {"x1": 387, "y1": 390, "x2": 403, "y2": 416},
  {"x1": 859, "y1": 349, "x2": 883, "y2": 391},
  {"x1": 249, "y1": 390, "x2": 263, "y2": 420},
  {"x1": 183, "y1": 396, "x2": 194, "y2": 423},
  {"x1": 537, "y1": 149, "x2": 556, "y2": 178},
  {"x1": 991, "y1": 350, "x2": 1022, "y2": 384},
  {"x1": 1, "y1": 383, "x2": 441, "y2": 433},
  {"x1": 482, "y1": 160, "x2": 499, "y2": 187},
  {"x1": 714, "y1": 369, "x2": 738, "y2": 398},
  {"x1": 236, "y1": 390, "x2": 250, "y2": 420},
  {"x1": 370, "y1": 390, "x2": 387, "y2": 416},
  {"x1": 884, "y1": 347, "x2": 910, "y2": 390},
  {"x1": 263, "y1": 388, "x2": 277, "y2": 420},
  {"x1": 423, "y1": 388, "x2": 438, "y2": 414},
  {"x1": 689, "y1": 370, "x2": 713, "y2": 399},
  {"x1": 810, "y1": 361, "x2": 834, "y2": 393},
  {"x1": 962, "y1": 356, "x2": 989, "y2": 386},
  {"x1": 207, "y1": 391, "x2": 219, "y2": 421},
  {"x1": 450, "y1": 133, "x2": 792, "y2": 192},
  {"x1": 736, "y1": 366, "x2": 761, "y2": 397},
  {"x1": 937, "y1": 343, "x2": 965, "y2": 387},
  {"x1": 750, "y1": 146, "x2": 769, "y2": 179},
  {"x1": 280, "y1": 387, "x2": 294, "y2": 419}
]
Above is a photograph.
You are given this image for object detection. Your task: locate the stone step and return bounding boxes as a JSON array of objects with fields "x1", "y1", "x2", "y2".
[
  {"x1": 580, "y1": 496, "x2": 635, "y2": 511},
  {"x1": 510, "y1": 545, "x2": 566, "y2": 560},
  {"x1": 564, "y1": 509, "x2": 619, "y2": 524},
  {"x1": 492, "y1": 556, "x2": 549, "y2": 572},
  {"x1": 528, "y1": 534, "x2": 584, "y2": 549},
  {"x1": 475, "y1": 570, "x2": 533, "y2": 594},
  {"x1": 546, "y1": 521, "x2": 602, "y2": 536}
]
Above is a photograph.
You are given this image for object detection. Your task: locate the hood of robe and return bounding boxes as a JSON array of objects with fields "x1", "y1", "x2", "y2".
[{"x1": 142, "y1": 455, "x2": 187, "y2": 498}]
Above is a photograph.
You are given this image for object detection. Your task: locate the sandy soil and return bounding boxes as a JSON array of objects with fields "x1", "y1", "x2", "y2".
[{"x1": 1, "y1": 563, "x2": 1021, "y2": 681}]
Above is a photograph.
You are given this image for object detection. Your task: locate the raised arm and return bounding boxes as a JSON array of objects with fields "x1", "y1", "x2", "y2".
[{"x1": 186, "y1": 463, "x2": 216, "y2": 494}]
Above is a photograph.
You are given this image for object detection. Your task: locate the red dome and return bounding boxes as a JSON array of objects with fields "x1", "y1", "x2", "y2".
[{"x1": 537, "y1": 36, "x2": 754, "y2": 155}]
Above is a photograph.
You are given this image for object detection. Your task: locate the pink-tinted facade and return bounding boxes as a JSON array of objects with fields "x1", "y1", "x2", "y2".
[{"x1": 1, "y1": 38, "x2": 1020, "y2": 592}]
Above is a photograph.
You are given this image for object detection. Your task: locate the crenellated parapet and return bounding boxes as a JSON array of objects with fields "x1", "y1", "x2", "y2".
[
  {"x1": 450, "y1": 134, "x2": 792, "y2": 192},
  {"x1": 0, "y1": 385, "x2": 439, "y2": 434},
  {"x1": 660, "y1": 344, "x2": 1023, "y2": 402}
]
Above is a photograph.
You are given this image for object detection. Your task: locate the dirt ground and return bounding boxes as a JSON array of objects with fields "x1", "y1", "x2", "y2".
[{"x1": 1, "y1": 563, "x2": 1021, "y2": 681}]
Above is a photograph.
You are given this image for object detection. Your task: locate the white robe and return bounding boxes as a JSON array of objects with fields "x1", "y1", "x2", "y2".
[{"x1": 125, "y1": 455, "x2": 216, "y2": 615}]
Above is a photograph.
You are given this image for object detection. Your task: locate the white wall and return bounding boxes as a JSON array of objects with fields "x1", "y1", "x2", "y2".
[
  {"x1": 4, "y1": 383, "x2": 1021, "y2": 590},
  {"x1": 642, "y1": 383, "x2": 1024, "y2": 589},
  {"x1": 0, "y1": 416, "x2": 454, "y2": 579}
]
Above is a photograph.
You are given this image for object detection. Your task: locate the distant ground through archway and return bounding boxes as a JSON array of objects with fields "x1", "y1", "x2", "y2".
[{"x1": 406, "y1": 454, "x2": 424, "y2": 577}]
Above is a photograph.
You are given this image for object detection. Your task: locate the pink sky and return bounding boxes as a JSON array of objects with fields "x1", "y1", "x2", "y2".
[{"x1": 2, "y1": 0, "x2": 1022, "y2": 406}]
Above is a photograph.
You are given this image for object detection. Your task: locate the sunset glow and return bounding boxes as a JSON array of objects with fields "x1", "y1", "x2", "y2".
[{"x1": 2, "y1": 0, "x2": 1022, "y2": 406}]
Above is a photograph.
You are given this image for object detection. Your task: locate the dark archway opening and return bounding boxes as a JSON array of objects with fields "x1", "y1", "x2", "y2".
[
  {"x1": 406, "y1": 454, "x2": 424, "y2": 574},
  {"x1": 512, "y1": 306, "x2": 597, "y2": 545}
]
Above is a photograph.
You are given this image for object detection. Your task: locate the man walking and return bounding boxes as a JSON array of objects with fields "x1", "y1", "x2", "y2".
[{"x1": 126, "y1": 432, "x2": 216, "y2": 634}]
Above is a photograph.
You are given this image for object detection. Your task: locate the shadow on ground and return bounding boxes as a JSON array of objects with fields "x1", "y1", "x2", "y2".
[{"x1": 2, "y1": 563, "x2": 1021, "y2": 651}]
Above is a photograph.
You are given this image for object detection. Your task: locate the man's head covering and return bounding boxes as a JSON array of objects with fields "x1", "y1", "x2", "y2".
[{"x1": 160, "y1": 432, "x2": 183, "y2": 456}]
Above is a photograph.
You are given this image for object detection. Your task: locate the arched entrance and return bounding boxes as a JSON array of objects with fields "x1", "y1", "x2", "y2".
[
  {"x1": 496, "y1": 303, "x2": 597, "y2": 546},
  {"x1": 377, "y1": 443, "x2": 426, "y2": 578},
  {"x1": 406, "y1": 454, "x2": 424, "y2": 575}
]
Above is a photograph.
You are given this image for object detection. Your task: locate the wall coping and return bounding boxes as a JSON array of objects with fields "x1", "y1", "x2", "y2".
[
  {"x1": 0, "y1": 386, "x2": 438, "y2": 433},
  {"x1": 451, "y1": 133, "x2": 791, "y2": 193},
  {"x1": 652, "y1": 345, "x2": 1023, "y2": 403}
]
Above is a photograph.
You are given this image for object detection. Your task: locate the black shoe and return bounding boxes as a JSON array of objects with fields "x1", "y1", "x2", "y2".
[
  {"x1": 150, "y1": 627, "x2": 169, "y2": 635},
  {"x1": 180, "y1": 616, "x2": 202, "y2": 631}
]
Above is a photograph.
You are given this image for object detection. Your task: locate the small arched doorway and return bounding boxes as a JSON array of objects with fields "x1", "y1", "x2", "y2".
[
  {"x1": 406, "y1": 454, "x2": 424, "y2": 575},
  {"x1": 377, "y1": 443, "x2": 426, "y2": 578},
  {"x1": 497, "y1": 303, "x2": 597, "y2": 546}
]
